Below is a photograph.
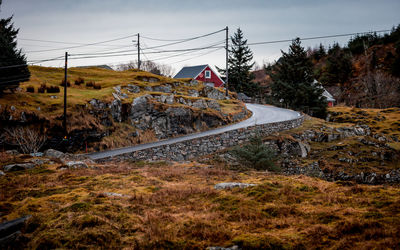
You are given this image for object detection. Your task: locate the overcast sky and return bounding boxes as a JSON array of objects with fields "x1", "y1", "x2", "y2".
[{"x1": 1, "y1": 0, "x2": 399, "y2": 73}]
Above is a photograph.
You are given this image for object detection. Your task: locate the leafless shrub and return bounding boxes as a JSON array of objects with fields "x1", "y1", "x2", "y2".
[
  {"x1": 357, "y1": 71, "x2": 400, "y2": 108},
  {"x1": 115, "y1": 60, "x2": 175, "y2": 77},
  {"x1": 4, "y1": 127, "x2": 47, "y2": 154}
]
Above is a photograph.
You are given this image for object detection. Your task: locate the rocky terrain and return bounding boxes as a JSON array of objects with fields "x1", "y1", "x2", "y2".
[
  {"x1": 213, "y1": 106, "x2": 400, "y2": 184},
  {"x1": 0, "y1": 66, "x2": 248, "y2": 153}
]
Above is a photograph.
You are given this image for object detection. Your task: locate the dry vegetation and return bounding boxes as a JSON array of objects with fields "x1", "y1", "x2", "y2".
[
  {"x1": 0, "y1": 66, "x2": 247, "y2": 152},
  {"x1": 1, "y1": 155, "x2": 399, "y2": 249}
]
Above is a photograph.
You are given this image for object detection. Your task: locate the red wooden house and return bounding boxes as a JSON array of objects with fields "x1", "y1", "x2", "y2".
[{"x1": 173, "y1": 64, "x2": 225, "y2": 87}]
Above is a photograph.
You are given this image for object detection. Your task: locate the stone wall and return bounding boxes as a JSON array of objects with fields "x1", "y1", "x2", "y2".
[{"x1": 111, "y1": 115, "x2": 304, "y2": 161}]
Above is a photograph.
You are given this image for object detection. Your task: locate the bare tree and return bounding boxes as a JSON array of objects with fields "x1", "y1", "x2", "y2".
[
  {"x1": 115, "y1": 60, "x2": 175, "y2": 77},
  {"x1": 358, "y1": 71, "x2": 400, "y2": 108},
  {"x1": 4, "y1": 127, "x2": 47, "y2": 154}
]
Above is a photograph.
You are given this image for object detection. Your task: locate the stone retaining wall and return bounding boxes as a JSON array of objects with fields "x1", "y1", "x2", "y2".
[{"x1": 111, "y1": 115, "x2": 304, "y2": 161}]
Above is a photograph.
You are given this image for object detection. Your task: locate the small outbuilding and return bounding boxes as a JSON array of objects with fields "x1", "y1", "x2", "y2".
[
  {"x1": 173, "y1": 64, "x2": 225, "y2": 87},
  {"x1": 322, "y1": 88, "x2": 336, "y2": 107}
]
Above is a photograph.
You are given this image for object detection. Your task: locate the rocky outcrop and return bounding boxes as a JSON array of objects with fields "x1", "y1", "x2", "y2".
[{"x1": 202, "y1": 86, "x2": 227, "y2": 100}]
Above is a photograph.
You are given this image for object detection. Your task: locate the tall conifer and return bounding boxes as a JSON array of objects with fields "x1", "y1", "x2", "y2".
[
  {"x1": 0, "y1": 1, "x2": 30, "y2": 93},
  {"x1": 270, "y1": 38, "x2": 327, "y2": 117}
]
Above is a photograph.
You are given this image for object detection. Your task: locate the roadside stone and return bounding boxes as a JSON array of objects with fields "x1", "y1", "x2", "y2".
[
  {"x1": 44, "y1": 149, "x2": 65, "y2": 159},
  {"x1": 64, "y1": 161, "x2": 89, "y2": 169},
  {"x1": 3, "y1": 163, "x2": 35, "y2": 172},
  {"x1": 214, "y1": 182, "x2": 257, "y2": 190}
]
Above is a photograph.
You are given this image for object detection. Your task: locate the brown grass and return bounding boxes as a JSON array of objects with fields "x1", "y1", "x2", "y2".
[{"x1": 1, "y1": 158, "x2": 399, "y2": 249}]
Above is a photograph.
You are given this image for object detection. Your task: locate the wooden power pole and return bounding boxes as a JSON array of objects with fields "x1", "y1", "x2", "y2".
[
  {"x1": 225, "y1": 26, "x2": 229, "y2": 96},
  {"x1": 63, "y1": 52, "x2": 68, "y2": 136},
  {"x1": 137, "y1": 33, "x2": 141, "y2": 70}
]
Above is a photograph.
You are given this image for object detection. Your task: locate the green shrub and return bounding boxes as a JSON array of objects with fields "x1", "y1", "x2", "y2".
[{"x1": 230, "y1": 136, "x2": 279, "y2": 172}]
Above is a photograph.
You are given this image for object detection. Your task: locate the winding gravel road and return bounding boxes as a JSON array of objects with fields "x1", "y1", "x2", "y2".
[{"x1": 87, "y1": 104, "x2": 300, "y2": 160}]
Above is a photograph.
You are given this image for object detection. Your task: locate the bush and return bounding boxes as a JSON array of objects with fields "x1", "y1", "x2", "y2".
[
  {"x1": 74, "y1": 77, "x2": 85, "y2": 85},
  {"x1": 86, "y1": 81, "x2": 94, "y2": 87},
  {"x1": 60, "y1": 79, "x2": 71, "y2": 87},
  {"x1": 26, "y1": 85, "x2": 35, "y2": 93},
  {"x1": 93, "y1": 83, "x2": 101, "y2": 89},
  {"x1": 230, "y1": 136, "x2": 279, "y2": 172},
  {"x1": 46, "y1": 85, "x2": 60, "y2": 93},
  {"x1": 38, "y1": 83, "x2": 47, "y2": 93}
]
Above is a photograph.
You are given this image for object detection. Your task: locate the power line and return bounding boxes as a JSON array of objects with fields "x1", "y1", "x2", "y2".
[
  {"x1": 24, "y1": 33, "x2": 139, "y2": 53},
  {"x1": 170, "y1": 47, "x2": 224, "y2": 64},
  {"x1": 145, "y1": 40, "x2": 225, "y2": 62},
  {"x1": 19, "y1": 38, "x2": 131, "y2": 47},
  {"x1": 247, "y1": 29, "x2": 392, "y2": 46},
  {"x1": 0, "y1": 56, "x2": 65, "y2": 69},
  {"x1": 141, "y1": 28, "x2": 225, "y2": 51},
  {"x1": 68, "y1": 44, "x2": 224, "y2": 58}
]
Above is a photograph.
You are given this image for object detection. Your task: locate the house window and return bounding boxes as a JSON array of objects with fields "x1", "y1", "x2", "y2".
[{"x1": 205, "y1": 70, "x2": 211, "y2": 79}]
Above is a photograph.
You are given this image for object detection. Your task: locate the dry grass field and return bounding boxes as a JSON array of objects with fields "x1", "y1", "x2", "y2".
[{"x1": 1, "y1": 152, "x2": 399, "y2": 249}]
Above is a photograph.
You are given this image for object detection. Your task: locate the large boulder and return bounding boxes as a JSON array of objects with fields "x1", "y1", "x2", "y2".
[
  {"x1": 44, "y1": 149, "x2": 65, "y2": 159},
  {"x1": 3, "y1": 163, "x2": 35, "y2": 172}
]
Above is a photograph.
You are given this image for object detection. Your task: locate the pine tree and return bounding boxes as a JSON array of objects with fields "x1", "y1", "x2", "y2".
[
  {"x1": 319, "y1": 43, "x2": 352, "y2": 86},
  {"x1": 217, "y1": 28, "x2": 258, "y2": 96},
  {"x1": 270, "y1": 38, "x2": 327, "y2": 118},
  {"x1": 0, "y1": 1, "x2": 30, "y2": 93}
]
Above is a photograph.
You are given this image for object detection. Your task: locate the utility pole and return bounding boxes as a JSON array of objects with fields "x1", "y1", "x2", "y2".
[
  {"x1": 137, "y1": 33, "x2": 141, "y2": 70},
  {"x1": 225, "y1": 26, "x2": 229, "y2": 96},
  {"x1": 63, "y1": 52, "x2": 68, "y2": 137}
]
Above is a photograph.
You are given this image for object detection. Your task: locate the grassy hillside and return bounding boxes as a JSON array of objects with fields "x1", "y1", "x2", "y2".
[
  {"x1": 1, "y1": 66, "x2": 242, "y2": 117},
  {"x1": 0, "y1": 66, "x2": 247, "y2": 152}
]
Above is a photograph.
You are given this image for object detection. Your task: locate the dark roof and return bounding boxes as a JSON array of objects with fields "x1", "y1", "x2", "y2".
[{"x1": 173, "y1": 65, "x2": 208, "y2": 79}]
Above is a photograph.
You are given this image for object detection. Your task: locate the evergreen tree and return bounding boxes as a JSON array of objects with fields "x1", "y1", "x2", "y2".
[
  {"x1": 319, "y1": 43, "x2": 352, "y2": 86},
  {"x1": 270, "y1": 38, "x2": 327, "y2": 118},
  {"x1": 0, "y1": 1, "x2": 30, "y2": 93},
  {"x1": 217, "y1": 28, "x2": 258, "y2": 96}
]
